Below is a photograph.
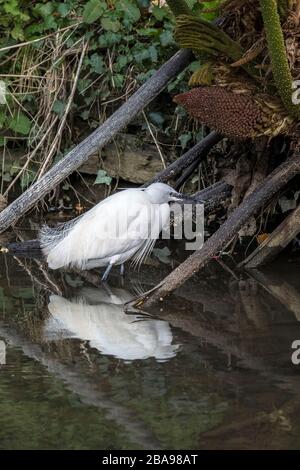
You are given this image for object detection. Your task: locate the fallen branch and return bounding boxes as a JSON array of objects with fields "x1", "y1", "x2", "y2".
[
  {"x1": 144, "y1": 131, "x2": 222, "y2": 187},
  {"x1": 3, "y1": 117, "x2": 59, "y2": 197},
  {"x1": 0, "y1": 49, "x2": 193, "y2": 234},
  {"x1": 240, "y1": 204, "x2": 300, "y2": 268},
  {"x1": 174, "y1": 151, "x2": 208, "y2": 190},
  {"x1": 193, "y1": 180, "x2": 231, "y2": 212},
  {"x1": 132, "y1": 154, "x2": 300, "y2": 309},
  {"x1": 172, "y1": 132, "x2": 223, "y2": 191}
]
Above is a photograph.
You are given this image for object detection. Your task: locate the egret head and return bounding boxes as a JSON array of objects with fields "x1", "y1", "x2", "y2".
[{"x1": 144, "y1": 182, "x2": 195, "y2": 204}]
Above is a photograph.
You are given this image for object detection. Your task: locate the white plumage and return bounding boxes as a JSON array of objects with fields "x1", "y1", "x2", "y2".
[
  {"x1": 44, "y1": 287, "x2": 179, "y2": 362},
  {"x1": 0, "y1": 340, "x2": 5, "y2": 365},
  {"x1": 39, "y1": 182, "x2": 187, "y2": 280}
]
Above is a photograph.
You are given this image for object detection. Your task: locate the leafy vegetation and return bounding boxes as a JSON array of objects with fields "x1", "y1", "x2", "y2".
[
  {"x1": 0, "y1": 0, "x2": 225, "y2": 198},
  {"x1": 0, "y1": 0, "x2": 212, "y2": 196}
]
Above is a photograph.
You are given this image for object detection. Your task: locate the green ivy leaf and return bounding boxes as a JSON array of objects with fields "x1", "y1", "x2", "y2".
[
  {"x1": 159, "y1": 30, "x2": 174, "y2": 47},
  {"x1": 115, "y1": 55, "x2": 128, "y2": 71},
  {"x1": 101, "y1": 17, "x2": 121, "y2": 32},
  {"x1": 179, "y1": 133, "x2": 192, "y2": 149},
  {"x1": 98, "y1": 31, "x2": 122, "y2": 47},
  {"x1": 24, "y1": 23, "x2": 44, "y2": 38},
  {"x1": 34, "y1": 2, "x2": 54, "y2": 17},
  {"x1": 94, "y1": 169, "x2": 112, "y2": 186},
  {"x1": 113, "y1": 73, "x2": 125, "y2": 88},
  {"x1": 57, "y1": 3, "x2": 71, "y2": 17},
  {"x1": 89, "y1": 53, "x2": 105, "y2": 74},
  {"x1": 11, "y1": 23, "x2": 25, "y2": 40},
  {"x1": 4, "y1": 0, "x2": 30, "y2": 21},
  {"x1": 80, "y1": 110, "x2": 90, "y2": 120},
  {"x1": 83, "y1": 0, "x2": 106, "y2": 24},
  {"x1": 137, "y1": 0, "x2": 150, "y2": 7},
  {"x1": 120, "y1": 0, "x2": 141, "y2": 23},
  {"x1": 134, "y1": 48, "x2": 149, "y2": 63},
  {"x1": 77, "y1": 79, "x2": 92, "y2": 93},
  {"x1": 34, "y1": 2, "x2": 57, "y2": 29},
  {"x1": 152, "y1": 5, "x2": 169, "y2": 21},
  {"x1": 148, "y1": 45, "x2": 158, "y2": 63},
  {"x1": 149, "y1": 111, "x2": 165, "y2": 127},
  {"x1": 2, "y1": 173, "x2": 11, "y2": 182},
  {"x1": 43, "y1": 16, "x2": 58, "y2": 30},
  {"x1": 0, "y1": 111, "x2": 6, "y2": 128},
  {"x1": 20, "y1": 171, "x2": 35, "y2": 189},
  {"x1": 186, "y1": 0, "x2": 199, "y2": 8},
  {"x1": 136, "y1": 69, "x2": 156, "y2": 83},
  {"x1": 52, "y1": 100, "x2": 66, "y2": 116},
  {"x1": 9, "y1": 113, "x2": 31, "y2": 135}
]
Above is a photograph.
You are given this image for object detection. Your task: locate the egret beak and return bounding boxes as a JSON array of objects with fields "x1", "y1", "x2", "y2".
[{"x1": 170, "y1": 192, "x2": 197, "y2": 204}]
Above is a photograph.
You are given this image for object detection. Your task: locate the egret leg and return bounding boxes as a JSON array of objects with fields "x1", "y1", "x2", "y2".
[
  {"x1": 101, "y1": 264, "x2": 113, "y2": 282},
  {"x1": 120, "y1": 264, "x2": 125, "y2": 276}
]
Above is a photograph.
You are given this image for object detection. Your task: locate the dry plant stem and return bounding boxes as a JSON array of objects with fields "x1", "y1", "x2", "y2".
[
  {"x1": 240, "y1": 203, "x2": 300, "y2": 268},
  {"x1": 3, "y1": 117, "x2": 59, "y2": 197},
  {"x1": 0, "y1": 23, "x2": 82, "y2": 54},
  {"x1": 12, "y1": 255, "x2": 61, "y2": 295},
  {"x1": 142, "y1": 111, "x2": 166, "y2": 169},
  {"x1": 37, "y1": 41, "x2": 88, "y2": 178},
  {"x1": 144, "y1": 131, "x2": 222, "y2": 186},
  {"x1": 0, "y1": 49, "x2": 193, "y2": 233},
  {"x1": 135, "y1": 154, "x2": 300, "y2": 308}
]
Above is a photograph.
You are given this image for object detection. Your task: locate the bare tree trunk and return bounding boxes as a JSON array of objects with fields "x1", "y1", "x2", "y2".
[
  {"x1": 144, "y1": 131, "x2": 222, "y2": 186},
  {"x1": 0, "y1": 50, "x2": 192, "y2": 234},
  {"x1": 133, "y1": 155, "x2": 300, "y2": 309}
]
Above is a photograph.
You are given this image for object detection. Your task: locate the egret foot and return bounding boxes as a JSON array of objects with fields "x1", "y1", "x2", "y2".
[
  {"x1": 101, "y1": 264, "x2": 113, "y2": 282},
  {"x1": 120, "y1": 264, "x2": 125, "y2": 276}
]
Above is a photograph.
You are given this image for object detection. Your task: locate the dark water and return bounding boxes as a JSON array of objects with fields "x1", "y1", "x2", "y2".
[{"x1": 1, "y1": 248, "x2": 300, "y2": 450}]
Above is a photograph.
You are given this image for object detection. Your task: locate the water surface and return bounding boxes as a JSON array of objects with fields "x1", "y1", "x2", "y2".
[{"x1": 1, "y1": 249, "x2": 300, "y2": 450}]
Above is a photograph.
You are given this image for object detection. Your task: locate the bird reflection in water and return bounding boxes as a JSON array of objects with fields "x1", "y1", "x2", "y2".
[
  {"x1": 44, "y1": 286, "x2": 179, "y2": 362},
  {"x1": 0, "y1": 340, "x2": 6, "y2": 365}
]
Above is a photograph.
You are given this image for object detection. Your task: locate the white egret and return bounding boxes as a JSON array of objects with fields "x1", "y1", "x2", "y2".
[
  {"x1": 44, "y1": 287, "x2": 179, "y2": 361},
  {"x1": 39, "y1": 182, "x2": 193, "y2": 281}
]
